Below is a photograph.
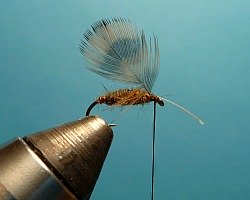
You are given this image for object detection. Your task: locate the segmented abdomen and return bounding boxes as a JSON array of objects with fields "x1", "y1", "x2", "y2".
[{"x1": 97, "y1": 88, "x2": 163, "y2": 106}]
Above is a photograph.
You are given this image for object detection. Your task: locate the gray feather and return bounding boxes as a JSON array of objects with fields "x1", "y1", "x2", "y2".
[{"x1": 79, "y1": 18, "x2": 160, "y2": 92}]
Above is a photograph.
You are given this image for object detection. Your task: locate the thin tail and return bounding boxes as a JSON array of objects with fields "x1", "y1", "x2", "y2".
[{"x1": 161, "y1": 98, "x2": 204, "y2": 125}]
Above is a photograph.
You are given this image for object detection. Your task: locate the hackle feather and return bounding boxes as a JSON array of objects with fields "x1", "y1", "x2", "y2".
[{"x1": 79, "y1": 18, "x2": 160, "y2": 92}]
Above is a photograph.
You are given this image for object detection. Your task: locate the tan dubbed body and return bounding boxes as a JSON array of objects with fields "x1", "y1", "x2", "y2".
[
  {"x1": 86, "y1": 88, "x2": 164, "y2": 116},
  {"x1": 97, "y1": 88, "x2": 164, "y2": 106}
]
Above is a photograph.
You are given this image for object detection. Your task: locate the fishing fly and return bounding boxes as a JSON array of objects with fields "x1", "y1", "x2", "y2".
[{"x1": 79, "y1": 17, "x2": 204, "y2": 200}]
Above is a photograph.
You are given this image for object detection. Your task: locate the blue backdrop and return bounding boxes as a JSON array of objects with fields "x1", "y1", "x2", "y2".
[{"x1": 1, "y1": 1, "x2": 250, "y2": 199}]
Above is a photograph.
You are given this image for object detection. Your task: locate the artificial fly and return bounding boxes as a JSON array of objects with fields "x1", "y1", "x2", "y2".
[{"x1": 79, "y1": 17, "x2": 204, "y2": 200}]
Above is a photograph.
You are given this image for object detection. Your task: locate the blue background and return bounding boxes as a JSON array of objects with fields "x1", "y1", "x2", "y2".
[{"x1": 1, "y1": 1, "x2": 250, "y2": 199}]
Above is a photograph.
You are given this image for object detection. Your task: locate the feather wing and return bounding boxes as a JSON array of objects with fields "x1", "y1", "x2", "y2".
[{"x1": 79, "y1": 18, "x2": 160, "y2": 92}]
